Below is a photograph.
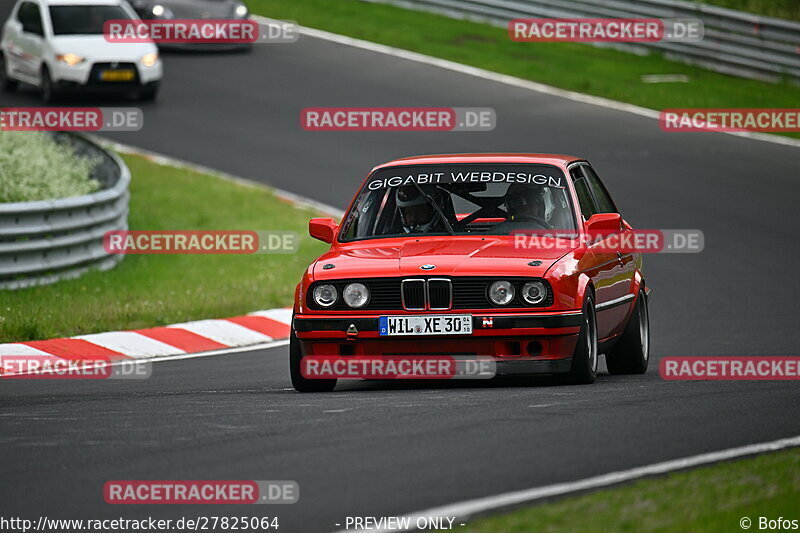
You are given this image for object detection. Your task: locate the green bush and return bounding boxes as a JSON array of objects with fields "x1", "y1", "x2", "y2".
[{"x1": 0, "y1": 131, "x2": 100, "y2": 203}]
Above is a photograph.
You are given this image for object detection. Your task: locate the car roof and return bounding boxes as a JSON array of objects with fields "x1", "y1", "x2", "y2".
[
  {"x1": 372, "y1": 153, "x2": 585, "y2": 172},
  {"x1": 40, "y1": 0, "x2": 122, "y2": 5}
]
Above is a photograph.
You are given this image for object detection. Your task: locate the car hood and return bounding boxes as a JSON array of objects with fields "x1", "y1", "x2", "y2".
[
  {"x1": 312, "y1": 237, "x2": 574, "y2": 280},
  {"x1": 51, "y1": 36, "x2": 157, "y2": 60}
]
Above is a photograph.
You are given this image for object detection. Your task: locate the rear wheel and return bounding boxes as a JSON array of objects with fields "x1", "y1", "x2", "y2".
[
  {"x1": 289, "y1": 327, "x2": 336, "y2": 392},
  {"x1": 606, "y1": 290, "x2": 649, "y2": 374},
  {"x1": 563, "y1": 293, "x2": 598, "y2": 384},
  {"x1": 0, "y1": 53, "x2": 19, "y2": 91}
]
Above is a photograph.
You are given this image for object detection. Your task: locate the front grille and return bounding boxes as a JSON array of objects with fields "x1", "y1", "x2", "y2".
[
  {"x1": 427, "y1": 278, "x2": 452, "y2": 310},
  {"x1": 401, "y1": 279, "x2": 426, "y2": 310},
  {"x1": 307, "y1": 277, "x2": 553, "y2": 311}
]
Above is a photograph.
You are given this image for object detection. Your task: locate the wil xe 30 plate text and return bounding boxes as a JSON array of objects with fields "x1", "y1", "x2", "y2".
[{"x1": 379, "y1": 315, "x2": 473, "y2": 336}]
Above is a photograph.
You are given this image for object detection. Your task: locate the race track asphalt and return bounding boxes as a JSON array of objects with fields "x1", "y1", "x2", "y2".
[{"x1": 2, "y1": 4, "x2": 800, "y2": 531}]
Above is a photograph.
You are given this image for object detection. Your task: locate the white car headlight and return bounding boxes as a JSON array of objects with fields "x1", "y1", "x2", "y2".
[
  {"x1": 152, "y1": 4, "x2": 173, "y2": 17},
  {"x1": 343, "y1": 283, "x2": 369, "y2": 308},
  {"x1": 489, "y1": 281, "x2": 514, "y2": 306},
  {"x1": 234, "y1": 4, "x2": 248, "y2": 17},
  {"x1": 313, "y1": 284, "x2": 338, "y2": 308},
  {"x1": 56, "y1": 53, "x2": 85, "y2": 67},
  {"x1": 521, "y1": 281, "x2": 547, "y2": 305},
  {"x1": 140, "y1": 53, "x2": 159, "y2": 67}
]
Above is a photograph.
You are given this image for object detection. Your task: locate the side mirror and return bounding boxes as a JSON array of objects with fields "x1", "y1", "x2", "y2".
[
  {"x1": 309, "y1": 218, "x2": 338, "y2": 244},
  {"x1": 585, "y1": 213, "x2": 622, "y2": 233}
]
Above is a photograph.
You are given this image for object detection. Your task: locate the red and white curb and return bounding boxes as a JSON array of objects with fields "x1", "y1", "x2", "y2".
[{"x1": 0, "y1": 308, "x2": 292, "y2": 374}]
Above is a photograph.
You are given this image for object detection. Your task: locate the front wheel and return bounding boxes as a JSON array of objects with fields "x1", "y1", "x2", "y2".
[
  {"x1": 40, "y1": 67, "x2": 58, "y2": 103},
  {"x1": 606, "y1": 290, "x2": 650, "y2": 374},
  {"x1": 289, "y1": 328, "x2": 336, "y2": 392},
  {"x1": 138, "y1": 86, "x2": 159, "y2": 102},
  {"x1": 562, "y1": 293, "x2": 598, "y2": 384}
]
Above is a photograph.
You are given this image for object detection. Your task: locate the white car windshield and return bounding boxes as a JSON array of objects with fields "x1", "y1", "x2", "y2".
[
  {"x1": 49, "y1": 5, "x2": 131, "y2": 35},
  {"x1": 339, "y1": 164, "x2": 577, "y2": 241}
]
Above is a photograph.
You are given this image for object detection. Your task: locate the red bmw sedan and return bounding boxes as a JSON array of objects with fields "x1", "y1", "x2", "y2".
[{"x1": 290, "y1": 154, "x2": 650, "y2": 392}]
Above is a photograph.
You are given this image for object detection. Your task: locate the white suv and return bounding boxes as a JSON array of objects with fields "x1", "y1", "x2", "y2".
[{"x1": 1, "y1": 0, "x2": 162, "y2": 101}]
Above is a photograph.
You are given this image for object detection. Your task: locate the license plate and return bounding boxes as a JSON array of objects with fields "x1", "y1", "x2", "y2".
[
  {"x1": 100, "y1": 69, "x2": 135, "y2": 82},
  {"x1": 379, "y1": 315, "x2": 473, "y2": 336}
]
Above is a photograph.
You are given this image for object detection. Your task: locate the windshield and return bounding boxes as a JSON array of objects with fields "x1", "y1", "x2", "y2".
[
  {"x1": 339, "y1": 164, "x2": 577, "y2": 242},
  {"x1": 49, "y1": 5, "x2": 131, "y2": 35}
]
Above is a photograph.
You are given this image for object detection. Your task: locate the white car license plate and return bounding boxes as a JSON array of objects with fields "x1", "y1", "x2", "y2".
[{"x1": 379, "y1": 315, "x2": 473, "y2": 336}]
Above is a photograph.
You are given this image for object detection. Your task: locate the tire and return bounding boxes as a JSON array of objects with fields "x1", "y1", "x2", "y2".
[
  {"x1": 40, "y1": 67, "x2": 58, "y2": 103},
  {"x1": 563, "y1": 293, "x2": 598, "y2": 384},
  {"x1": 138, "y1": 86, "x2": 158, "y2": 102},
  {"x1": 0, "y1": 53, "x2": 19, "y2": 92},
  {"x1": 289, "y1": 327, "x2": 337, "y2": 392},
  {"x1": 606, "y1": 290, "x2": 650, "y2": 374}
]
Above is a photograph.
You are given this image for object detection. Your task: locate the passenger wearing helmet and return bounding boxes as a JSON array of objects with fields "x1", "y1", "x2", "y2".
[
  {"x1": 395, "y1": 185, "x2": 446, "y2": 233},
  {"x1": 505, "y1": 183, "x2": 552, "y2": 228},
  {"x1": 487, "y1": 183, "x2": 554, "y2": 234}
]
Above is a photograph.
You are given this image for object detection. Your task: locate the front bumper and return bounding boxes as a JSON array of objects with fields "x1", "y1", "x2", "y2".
[
  {"x1": 52, "y1": 60, "x2": 162, "y2": 88},
  {"x1": 294, "y1": 311, "x2": 582, "y2": 375}
]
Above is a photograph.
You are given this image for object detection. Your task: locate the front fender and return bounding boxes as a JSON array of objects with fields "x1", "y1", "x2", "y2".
[{"x1": 575, "y1": 273, "x2": 594, "y2": 310}]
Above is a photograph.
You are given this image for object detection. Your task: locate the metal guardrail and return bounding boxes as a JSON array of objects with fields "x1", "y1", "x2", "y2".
[
  {"x1": 364, "y1": 0, "x2": 800, "y2": 83},
  {"x1": 0, "y1": 133, "x2": 130, "y2": 290}
]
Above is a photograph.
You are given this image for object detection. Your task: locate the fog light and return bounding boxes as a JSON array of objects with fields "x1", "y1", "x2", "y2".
[{"x1": 527, "y1": 341, "x2": 542, "y2": 356}]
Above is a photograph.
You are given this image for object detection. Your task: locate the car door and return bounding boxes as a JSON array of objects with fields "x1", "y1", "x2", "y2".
[
  {"x1": 12, "y1": 1, "x2": 45, "y2": 83},
  {"x1": 2, "y1": 2, "x2": 25, "y2": 80},
  {"x1": 569, "y1": 163, "x2": 636, "y2": 341}
]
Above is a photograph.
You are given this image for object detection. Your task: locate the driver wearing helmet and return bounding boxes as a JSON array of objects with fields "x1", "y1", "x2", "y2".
[
  {"x1": 505, "y1": 183, "x2": 551, "y2": 227},
  {"x1": 395, "y1": 185, "x2": 446, "y2": 234}
]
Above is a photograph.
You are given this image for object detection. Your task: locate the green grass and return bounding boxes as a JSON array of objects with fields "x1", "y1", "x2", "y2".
[
  {"x1": 0, "y1": 154, "x2": 327, "y2": 343},
  {"x1": 460, "y1": 448, "x2": 800, "y2": 533},
  {"x1": 697, "y1": 0, "x2": 800, "y2": 21},
  {"x1": 250, "y1": 0, "x2": 800, "y2": 138}
]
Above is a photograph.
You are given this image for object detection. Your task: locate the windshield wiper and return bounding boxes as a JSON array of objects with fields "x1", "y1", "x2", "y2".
[{"x1": 410, "y1": 181, "x2": 455, "y2": 236}]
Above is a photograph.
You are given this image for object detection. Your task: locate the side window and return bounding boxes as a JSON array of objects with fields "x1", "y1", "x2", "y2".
[
  {"x1": 18, "y1": 2, "x2": 43, "y2": 35},
  {"x1": 582, "y1": 165, "x2": 618, "y2": 214},
  {"x1": 16, "y1": 2, "x2": 31, "y2": 23},
  {"x1": 570, "y1": 168, "x2": 598, "y2": 220}
]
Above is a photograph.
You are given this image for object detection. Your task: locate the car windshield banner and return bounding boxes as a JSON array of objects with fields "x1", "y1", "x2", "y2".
[{"x1": 365, "y1": 163, "x2": 567, "y2": 190}]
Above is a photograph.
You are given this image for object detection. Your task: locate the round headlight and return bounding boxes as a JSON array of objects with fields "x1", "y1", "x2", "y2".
[
  {"x1": 234, "y1": 4, "x2": 248, "y2": 17},
  {"x1": 152, "y1": 4, "x2": 165, "y2": 16},
  {"x1": 343, "y1": 283, "x2": 370, "y2": 308},
  {"x1": 522, "y1": 281, "x2": 547, "y2": 305},
  {"x1": 313, "y1": 284, "x2": 338, "y2": 307},
  {"x1": 488, "y1": 281, "x2": 515, "y2": 305}
]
